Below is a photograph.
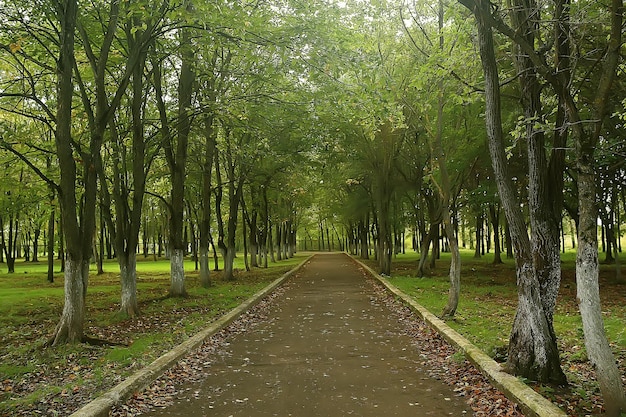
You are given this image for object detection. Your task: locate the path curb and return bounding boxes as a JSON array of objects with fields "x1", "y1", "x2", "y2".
[
  {"x1": 352, "y1": 257, "x2": 567, "y2": 417},
  {"x1": 69, "y1": 256, "x2": 313, "y2": 417}
]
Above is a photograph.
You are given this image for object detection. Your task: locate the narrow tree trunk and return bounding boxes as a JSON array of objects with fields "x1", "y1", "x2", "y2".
[
  {"x1": 441, "y1": 208, "x2": 461, "y2": 317},
  {"x1": 277, "y1": 224, "x2": 283, "y2": 261},
  {"x1": 577, "y1": 156, "x2": 626, "y2": 415},
  {"x1": 474, "y1": 213, "x2": 482, "y2": 258},
  {"x1": 32, "y1": 226, "x2": 40, "y2": 262},
  {"x1": 490, "y1": 205, "x2": 503, "y2": 264},
  {"x1": 242, "y1": 204, "x2": 250, "y2": 272},
  {"x1": 359, "y1": 218, "x2": 369, "y2": 259},
  {"x1": 47, "y1": 205, "x2": 55, "y2": 283},
  {"x1": 417, "y1": 223, "x2": 436, "y2": 277}
]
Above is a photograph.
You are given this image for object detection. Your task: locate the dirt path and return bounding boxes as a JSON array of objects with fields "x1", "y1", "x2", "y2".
[{"x1": 142, "y1": 253, "x2": 472, "y2": 416}]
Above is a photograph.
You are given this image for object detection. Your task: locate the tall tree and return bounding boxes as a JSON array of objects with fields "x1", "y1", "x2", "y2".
[
  {"x1": 465, "y1": 0, "x2": 625, "y2": 408},
  {"x1": 458, "y1": 0, "x2": 566, "y2": 383},
  {"x1": 50, "y1": 0, "x2": 83, "y2": 345},
  {"x1": 154, "y1": 3, "x2": 196, "y2": 297}
]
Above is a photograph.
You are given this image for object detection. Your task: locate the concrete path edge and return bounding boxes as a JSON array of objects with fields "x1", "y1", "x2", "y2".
[
  {"x1": 351, "y1": 256, "x2": 567, "y2": 417},
  {"x1": 69, "y1": 255, "x2": 314, "y2": 417}
]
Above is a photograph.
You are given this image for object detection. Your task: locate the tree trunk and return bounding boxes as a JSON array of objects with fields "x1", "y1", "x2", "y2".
[
  {"x1": 474, "y1": 212, "x2": 482, "y2": 258},
  {"x1": 459, "y1": 0, "x2": 565, "y2": 383},
  {"x1": 504, "y1": 219, "x2": 513, "y2": 258},
  {"x1": 49, "y1": 257, "x2": 88, "y2": 345},
  {"x1": 433, "y1": 4, "x2": 461, "y2": 317},
  {"x1": 119, "y1": 252, "x2": 140, "y2": 317},
  {"x1": 441, "y1": 208, "x2": 460, "y2": 318},
  {"x1": 490, "y1": 204, "x2": 503, "y2": 264},
  {"x1": 359, "y1": 218, "x2": 369, "y2": 259},
  {"x1": 417, "y1": 223, "x2": 437, "y2": 277},
  {"x1": 573, "y1": 2, "x2": 626, "y2": 405},
  {"x1": 169, "y1": 248, "x2": 186, "y2": 296},
  {"x1": 32, "y1": 226, "x2": 40, "y2": 262},
  {"x1": 222, "y1": 171, "x2": 244, "y2": 281},
  {"x1": 47, "y1": 204, "x2": 55, "y2": 283},
  {"x1": 277, "y1": 224, "x2": 283, "y2": 260},
  {"x1": 577, "y1": 150, "x2": 626, "y2": 415},
  {"x1": 48, "y1": 0, "x2": 88, "y2": 345},
  {"x1": 246, "y1": 205, "x2": 259, "y2": 268},
  {"x1": 160, "y1": 17, "x2": 195, "y2": 297},
  {"x1": 243, "y1": 208, "x2": 250, "y2": 272}
]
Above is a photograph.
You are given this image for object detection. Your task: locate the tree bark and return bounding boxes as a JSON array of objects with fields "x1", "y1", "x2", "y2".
[
  {"x1": 573, "y1": 1, "x2": 625, "y2": 411},
  {"x1": 119, "y1": 252, "x2": 139, "y2": 317},
  {"x1": 158, "y1": 11, "x2": 195, "y2": 297},
  {"x1": 199, "y1": 114, "x2": 215, "y2": 287},
  {"x1": 434, "y1": 1, "x2": 461, "y2": 317},
  {"x1": 47, "y1": 201, "x2": 55, "y2": 283},
  {"x1": 48, "y1": 0, "x2": 86, "y2": 345},
  {"x1": 489, "y1": 204, "x2": 503, "y2": 264},
  {"x1": 459, "y1": 0, "x2": 565, "y2": 383}
]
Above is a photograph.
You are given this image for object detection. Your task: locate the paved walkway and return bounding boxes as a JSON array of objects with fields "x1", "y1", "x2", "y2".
[{"x1": 144, "y1": 253, "x2": 471, "y2": 416}]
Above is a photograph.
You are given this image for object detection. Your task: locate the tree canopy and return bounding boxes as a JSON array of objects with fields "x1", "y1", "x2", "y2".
[{"x1": 1, "y1": 0, "x2": 625, "y2": 413}]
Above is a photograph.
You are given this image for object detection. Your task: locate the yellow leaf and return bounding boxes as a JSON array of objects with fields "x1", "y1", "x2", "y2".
[{"x1": 9, "y1": 42, "x2": 21, "y2": 53}]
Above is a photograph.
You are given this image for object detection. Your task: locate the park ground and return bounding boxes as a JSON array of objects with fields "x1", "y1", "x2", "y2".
[{"x1": 0, "y1": 249, "x2": 624, "y2": 416}]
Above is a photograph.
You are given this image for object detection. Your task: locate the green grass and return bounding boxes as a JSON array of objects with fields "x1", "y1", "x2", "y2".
[
  {"x1": 376, "y1": 249, "x2": 626, "y2": 358},
  {"x1": 0, "y1": 252, "x2": 309, "y2": 415},
  {"x1": 374, "y1": 248, "x2": 626, "y2": 415}
]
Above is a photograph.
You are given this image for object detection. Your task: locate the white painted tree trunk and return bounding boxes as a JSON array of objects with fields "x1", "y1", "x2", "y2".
[
  {"x1": 577, "y1": 164, "x2": 626, "y2": 416},
  {"x1": 169, "y1": 248, "x2": 186, "y2": 297},
  {"x1": 119, "y1": 253, "x2": 140, "y2": 317},
  {"x1": 50, "y1": 257, "x2": 87, "y2": 345}
]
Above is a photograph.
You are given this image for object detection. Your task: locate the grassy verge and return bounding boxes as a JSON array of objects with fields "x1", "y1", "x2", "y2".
[
  {"x1": 0, "y1": 253, "x2": 308, "y2": 416},
  {"x1": 364, "y1": 249, "x2": 626, "y2": 415}
]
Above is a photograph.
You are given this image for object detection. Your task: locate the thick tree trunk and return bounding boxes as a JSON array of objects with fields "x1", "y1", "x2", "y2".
[
  {"x1": 277, "y1": 225, "x2": 283, "y2": 261},
  {"x1": 223, "y1": 247, "x2": 236, "y2": 281},
  {"x1": 510, "y1": 0, "x2": 564, "y2": 343},
  {"x1": 163, "y1": 21, "x2": 194, "y2": 296},
  {"x1": 460, "y1": 0, "x2": 565, "y2": 383},
  {"x1": 49, "y1": 256, "x2": 88, "y2": 345},
  {"x1": 48, "y1": 0, "x2": 89, "y2": 345},
  {"x1": 199, "y1": 245, "x2": 210, "y2": 287},
  {"x1": 119, "y1": 252, "x2": 140, "y2": 317},
  {"x1": 169, "y1": 248, "x2": 186, "y2": 296}
]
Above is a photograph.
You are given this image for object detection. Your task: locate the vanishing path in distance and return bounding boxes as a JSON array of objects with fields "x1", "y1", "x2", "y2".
[{"x1": 143, "y1": 253, "x2": 471, "y2": 416}]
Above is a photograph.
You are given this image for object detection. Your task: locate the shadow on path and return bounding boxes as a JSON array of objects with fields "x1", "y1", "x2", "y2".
[{"x1": 143, "y1": 253, "x2": 471, "y2": 416}]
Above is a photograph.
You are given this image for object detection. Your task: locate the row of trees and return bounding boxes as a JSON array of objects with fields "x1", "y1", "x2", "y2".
[
  {"x1": 286, "y1": 0, "x2": 625, "y2": 414},
  {"x1": 1, "y1": 0, "x2": 624, "y2": 413},
  {"x1": 0, "y1": 0, "x2": 330, "y2": 344}
]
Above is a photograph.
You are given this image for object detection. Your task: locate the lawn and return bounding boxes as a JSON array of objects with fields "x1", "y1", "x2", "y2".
[
  {"x1": 0, "y1": 253, "x2": 308, "y2": 416},
  {"x1": 363, "y1": 249, "x2": 626, "y2": 416}
]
